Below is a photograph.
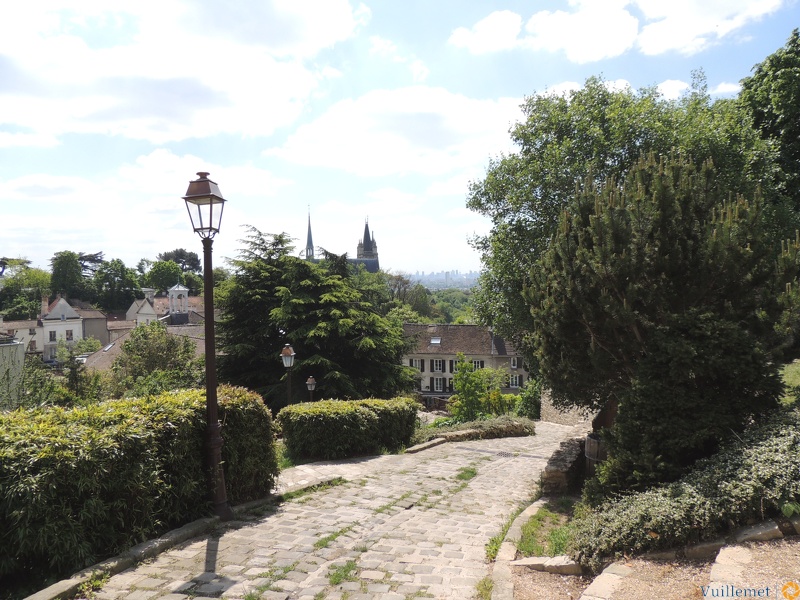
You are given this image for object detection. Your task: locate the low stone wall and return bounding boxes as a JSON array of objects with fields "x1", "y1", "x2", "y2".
[
  {"x1": 541, "y1": 436, "x2": 587, "y2": 495},
  {"x1": 539, "y1": 389, "x2": 594, "y2": 426}
]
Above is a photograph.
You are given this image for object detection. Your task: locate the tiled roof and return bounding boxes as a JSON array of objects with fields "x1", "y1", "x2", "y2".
[
  {"x1": 1, "y1": 320, "x2": 38, "y2": 330},
  {"x1": 403, "y1": 324, "x2": 518, "y2": 356}
]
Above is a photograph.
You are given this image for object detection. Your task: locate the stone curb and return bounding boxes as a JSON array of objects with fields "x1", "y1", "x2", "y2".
[
  {"x1": 23, "y1": 476, "x2": 344, "y2": 600},
  {"x1": 404, "y1": 437, "x2": 447, "y2": 453},
  {"x1": 491, "y1": 499, "x2": 549, "y2": 600},
  {"x1": 575, "y1": 517, "x2": 800, "y2": 600}
]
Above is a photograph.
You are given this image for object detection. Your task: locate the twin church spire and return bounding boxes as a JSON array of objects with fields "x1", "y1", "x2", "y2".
[{"x1": 303, "y1": 211, "x2": 379, "y2": 272}]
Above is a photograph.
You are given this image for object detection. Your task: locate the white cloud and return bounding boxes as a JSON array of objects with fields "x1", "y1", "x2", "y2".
[
  {"x1": 448, "y1": 10, "x2": 523, "y2": 54},
  {"x1": 0, "y1": 1, "x2": 360, "y2": 146},
  {"x1": 265, "y1": 86, "x2": 523, "y2": 178},
  {"x1": 711, "y1": 82, "x2": 742, "y2": 95},
  {"x1": 369, "y1": 36, "x2": 430, "y2": 82},
  {"x1": 523, "y1": 1, "x2": 639, "y2": 63},
  {"x1": 657, "y1": 79, "x2": 690, "y2": 99},
  {"x1": 636, "y1": 0, "x2": 784, "y2": 55}
]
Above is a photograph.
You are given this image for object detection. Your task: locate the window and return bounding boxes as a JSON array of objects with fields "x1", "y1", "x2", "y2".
[
  {"x1": 473, "y1": 360, "x2": 485, "y2": 370},
  {"x1": 66, "y1": 330, "x2": 73, "y2": 341},
  {"x1": 434, "y1": 377, "x2": 445, "y2": 392},
  {"x1": 29, "y1": 328, "x2": 36, "y2": 336},
  {"x1": 511, "y1": 357, "x2": 518, "y2": 369},
  {"x1": 49, "y1": 331, "x2": 56, "y2": 342},
  {"x1": 510, "y1": 374, "x2": 521, "y2": 388},
  {"x1": 411, "y1": 358, "x2": 423, "y2": 371},
  {"x1": 433, "y1": 359, "x2": 444, "y2": 372},
  {"x1": 28, "y1": 341, "x2": 36, "y2": 351},
  {"x1": 431, "y1": 337, "x2": 441, "y2": 344}
]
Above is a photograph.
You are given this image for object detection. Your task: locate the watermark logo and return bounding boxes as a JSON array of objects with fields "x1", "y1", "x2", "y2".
[{"x1": 783, "y1": 581, "x2": 800, "y2": 600}]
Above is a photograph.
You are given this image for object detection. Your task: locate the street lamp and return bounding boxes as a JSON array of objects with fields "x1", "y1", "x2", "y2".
[
  {"x1": 183, "y1": 171, "x2": 233, "y2": 521},
  {"x1": 306, "y1": 376, "x2": 316, "y2": 402},
  {"x1": 280, "y1": 344, "x2": 295, "y2": 404}
]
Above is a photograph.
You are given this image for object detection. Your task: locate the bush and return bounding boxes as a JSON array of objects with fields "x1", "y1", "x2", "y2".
[
  {"x1": 277, "y1": 397, "x2": 419, "y2": 460},
  {"x1": 569, "y1": 407, "x2": 800, "y2": 572},
  {"x1": 0, "y1": 385, "x2": 277, "y2": 585},
  {"x1": 515, "y1": 379, "x2": 541, "y2": 420},
  {"x1": 411, "y1": 414, "x2": 536, "y2": 445}
]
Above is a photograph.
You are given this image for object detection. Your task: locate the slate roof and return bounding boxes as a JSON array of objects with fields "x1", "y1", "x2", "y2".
[{"x1": 402, "y1": 324, "x2": 518, "y2": 356}]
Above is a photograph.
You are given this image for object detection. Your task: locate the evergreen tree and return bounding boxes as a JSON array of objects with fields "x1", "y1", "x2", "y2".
[{"x1": 526, "y1": 154, "x2": 787, "y2": 495}]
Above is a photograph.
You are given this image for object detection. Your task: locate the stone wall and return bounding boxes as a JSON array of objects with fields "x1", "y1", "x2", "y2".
[
  {"x1": 539, "y1": 389, "x2": 594, "y2": 426},
  {"x1": 541, "y1": 436, "x2": 586, "y2": 495}
]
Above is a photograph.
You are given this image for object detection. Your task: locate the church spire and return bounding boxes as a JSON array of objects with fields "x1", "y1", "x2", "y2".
[{"x1": 305, "y1": 209, "x2": 314, "y2": 260}]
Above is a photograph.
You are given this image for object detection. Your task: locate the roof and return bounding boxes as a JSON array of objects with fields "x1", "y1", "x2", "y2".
[
  {"x1": 1, "y1": 320, "x2": 39, "y2": 331},
  {"x1": 403, "y1": 323, "x2": 519, "y2": 356},
  {"x1": 75, "y1": 308, "x2": 107, "y2": 320},
  {"x1": 43, "y1": 297, "x2": 81, "y2": 320},
  {"x1": 85, "y1": 324, "x2": 207, "y2": 372}
]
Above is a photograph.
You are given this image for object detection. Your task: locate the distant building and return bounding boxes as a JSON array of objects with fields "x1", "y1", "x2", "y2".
[{"x1": 303, "y1": 214, "x2": 380, "y2": 273}]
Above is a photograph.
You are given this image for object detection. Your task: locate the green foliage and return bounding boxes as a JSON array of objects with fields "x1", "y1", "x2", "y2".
[
  {"x1": 93, "y1": 258, "x2": 140, "y2": 312},
  {"x1": 110, "y1": 321, "x2": 202, "y2": 397},
  {"x1": 514, "y1": 379, "x2": 541, "y2": 420},
  {"x1": 0, "y1": 385, "x2": 277, "y2": 584},
  {"x1": 449, "y1": 353, "x2": 515, "y2": 422},
  {"x1": 327, "y1": 560, "x2": 358, "y2": 585},
  {"x1": 468, "y1": 75, "x2": 781, "y2": 367},
  {"x1": 218, "y1": 228, "x2": 414, "y2": 408},
  {"x1": 527, "y1": 154, "x2": 785, "y2": 493},
  {"x1": 157, "y1": 248, "x2": 201, "y2": 273},
  {"x1": 570, "y1": 407, "x2": 800, "y2": 572},
  {"x1": 0, "y1": 357, "x2": 59, "y2": 411},
  {"x1": 277, "y1": 397, "x2": 418, "y2": 460},
  {"x1": 0, "y1": 265, "x2": 50, "y2": 320},
  {"x1": 50, "y1": 251, "x2": 94, "y2": 300},
  {"x1": 145, "y1": 260, "x2": 182, "y2": 293}
]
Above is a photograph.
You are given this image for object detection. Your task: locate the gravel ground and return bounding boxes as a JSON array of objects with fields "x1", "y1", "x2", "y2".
[{"x1": 513, "y1": 567, "x2": 592, "y2": 600}]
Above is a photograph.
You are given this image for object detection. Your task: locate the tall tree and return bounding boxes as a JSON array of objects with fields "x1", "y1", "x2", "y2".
[
  {"x1": 0, "y1": 266, "x2": 50, "y2": 319},
  {"x1": 526, "y1": 155, "x2": 787, "y2": 494},
  {"x1": 157, "y1": 248, "x2": 201, "y2": 273},
  {"x1": 93, "y1": 259, "x2": 140, "y2": 311},
  {"x1": 145, "y1": 260, "x2": 182, "y2": 294},
  {"x1": 50, "y1": 251, "x2": 93, "y2": 300},
  {"x1": 218, "y1": 228, "x2": 414, "y2": 409},
  {"x1": 741, "y1": 28, "x2": 800, "y2": 212},
  {"x1": 467, "y1": 75, "x2": 777, "y2": 364}
]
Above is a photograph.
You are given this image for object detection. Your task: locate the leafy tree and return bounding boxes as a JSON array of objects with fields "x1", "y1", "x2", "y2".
[
  {"x1": 0, "y1": 357, "x2": 58, "y2": 410},
  {"x1": 0, "y1": 265, "x2": 50, "y2": 319},
  {"x1": 218, "y1": 228, "x2": 415, "y2": 409},
  {"x1": 183, "y1": 272, "x2": 203, "y2": 296},
  {"x1": 50, "y1": 251, "x2": 86, "y2": 299},
  {"x1": 145, "y1": 260, "x2": 182, "y2": 294},
  {"x1": 111, "y1": 321, "x2": 202, "y2": 397},
  {"x1": 741, "y1": 29, "x2": 800, "y2": 212},
  {"x1": 77, "y1": 251, "x2": 104, "y2": 277},
  {"x1": 525, "y1": 154, "x2": 787, "y2": 495},
  {"x1": 213, "y1": 267, "x2": 231, "y2": 287},
  {"x1": 467, "y1": 75, "x2": 778, "y2": 363},
  {"x1": 449, "y1": 353, "x2": 512, "y2": 422},
  {"x1": 93, "y1": 259, "x2": 140, "y2": 311},
  {"x1": 158, "y1": 248, "x2": 201, "y2": 273}
]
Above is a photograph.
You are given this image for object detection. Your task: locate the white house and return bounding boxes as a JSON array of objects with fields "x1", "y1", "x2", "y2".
[
  {"x1": 42, "y1": 297, "x2": 83, "y2": 360},
  {"x1": 126, "y1": 298, "x2": 158, "y2": 327}
]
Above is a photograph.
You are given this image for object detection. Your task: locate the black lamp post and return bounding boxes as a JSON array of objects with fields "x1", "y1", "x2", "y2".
[
  {"x1": 306, "y1": 376, "x2": 316, "y2": 402},
  {"x1": 183, "y1": 171, "x2": 233, "y2": 521},
  {"x1": 281, "y1": 344, "x2": 295, "y2": 404}
]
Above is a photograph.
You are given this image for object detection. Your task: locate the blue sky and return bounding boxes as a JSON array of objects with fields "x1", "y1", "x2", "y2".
[{"x1": 1, "y1": 1, "x2": 798, "y2": 277}]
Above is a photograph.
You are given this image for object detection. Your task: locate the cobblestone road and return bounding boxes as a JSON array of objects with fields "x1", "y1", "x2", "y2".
[{"x1": 94, "y1": 422, "x2": 582, "y2": 600}]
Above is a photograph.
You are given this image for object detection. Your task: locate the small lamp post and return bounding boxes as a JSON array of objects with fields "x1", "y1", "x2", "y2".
[
  {"x1": 183, "y1": 171, "x2": 233, "y2": 521},
  {"x1": 281, "y1": 344, "x2": 295, "y2": 404},
  {"x1": 306, "y1": 376, "x2": 316, "y2": 402}
]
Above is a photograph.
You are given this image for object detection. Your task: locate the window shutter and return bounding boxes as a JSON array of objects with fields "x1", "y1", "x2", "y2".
[
  {"x1": 421, "y1": 360, "x2": 425, "y2": 372},
  {"x1": 449, "y1": 359, "x2": 454, "y2": 373},
  {"x1": 409, "y1": 359, "x2": 413, "y2": 367},
  {"x1": 430, "y1": 377, "x2": 434, "y2": 391},
  {"x1": 480, "y1": 360, "x2": 485, "y2": 369},
  {"x1": 448, "y1": 378, "x2": 453, "y2": 392},
  {"x1": 429, "y1": 359, "x2": 434, "y2": 372}
]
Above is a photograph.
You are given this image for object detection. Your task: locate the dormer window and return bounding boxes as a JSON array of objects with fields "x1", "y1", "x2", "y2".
[
  {"x1": 60, "y1": 314, "x2": 66, "y2": 321},
  {"x1": 511, "y1": 357, "x2": 518, "y2": 369},
  {"x1": 431, "y1": 337, "x2": 441, "y2": 344}
]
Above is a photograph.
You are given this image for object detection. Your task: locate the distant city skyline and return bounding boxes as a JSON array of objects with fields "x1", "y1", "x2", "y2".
[{"x1": 2, "y1": 2, "x2": 798, "y2": 274}]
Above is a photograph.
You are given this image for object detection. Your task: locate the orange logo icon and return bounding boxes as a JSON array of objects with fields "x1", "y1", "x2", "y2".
[{"x1": 783, "y1": 581, "x2": 800, "y2": 600}]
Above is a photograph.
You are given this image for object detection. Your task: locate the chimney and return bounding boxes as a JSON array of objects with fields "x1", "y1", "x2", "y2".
[{"x1": 41, "y1": 295, "x2": 49, "y2": 318}]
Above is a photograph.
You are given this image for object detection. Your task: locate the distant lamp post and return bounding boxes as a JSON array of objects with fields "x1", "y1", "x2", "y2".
[
  {"x1": 281, "y1": 344, "x2": 295, "y2": 404},
  {"x1": 306, "y1": 376, "x2": 316, "y2": 402},
  {"x1": 0, "y1": 258, "x2": 7, "y2": 277},
  {"x1": 183, "y1": 171, "x2": 233, "y2": 521}
]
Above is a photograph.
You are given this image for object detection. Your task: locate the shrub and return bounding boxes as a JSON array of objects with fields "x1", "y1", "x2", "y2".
[
  {"x1": 277, "y1": 397, "x2": 419, "y2": 460},
  {"x1": 0, "y1": 385, "x2": 277, "y2": 584},
  {"x1": 569, "y1": 407, "x2": 800, "y2": 572},
  {"x1": 515, "y1": 379, "x2": 541, "y2": 420},
  {"x1": 411, "y1": 414, "x2": 536, "y2": 445}
]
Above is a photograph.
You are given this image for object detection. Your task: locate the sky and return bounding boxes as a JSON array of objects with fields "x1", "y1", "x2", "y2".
[{"x1": 1, "y1": 1, "x2": 798, "y2": 278}]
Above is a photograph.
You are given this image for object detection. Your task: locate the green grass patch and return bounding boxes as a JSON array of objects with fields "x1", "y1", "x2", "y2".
[
  {"x1": 486, "y1": 505, "x2": 525, "y2": 560},
  {"x1": 780, "y1": 361, "x2": 800, "y2": 406},
  {"x1": 456, "y1": 466, "x2": 477, "y2": 481},
  {"x1": 328, "y1": 560, "x2": 359, "y2": 585},
  {"x1": 280, "y1": 477, "x2": 347, "y2": 502},
  {"x1": 314, "y1": 525, "x2": 354, "y2": 549},
  {"x1": 375, "y1": 490, "x2": 412, "y2": 514},
  {"x1": 476, "y1": 577, "x2": 494, "y2": 600},
  {"x1": 517, "y1": 498, "x2": 576, "y2": 557}
]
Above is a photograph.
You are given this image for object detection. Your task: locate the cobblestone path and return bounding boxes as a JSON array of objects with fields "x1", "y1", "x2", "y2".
[{"x1": 95, "y1": 422, "x2": 581, "y2": 600}]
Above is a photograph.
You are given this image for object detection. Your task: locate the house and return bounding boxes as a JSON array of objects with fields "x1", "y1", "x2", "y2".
[
  {"x1": 74, "y1": 307, "x2": 110, "y2": 346},
  {"x1": 41, "y1": 297, "x2": 83, "y2": 360},
  {"x1": 402, "y1": 323, "x2": 529, "y2": 400},
  {"x1": 0, "y1": 317, "x2": 40, "y2": 355},
  {"x1": 126, "y1": 298, "x2": 157, "y2": 327}
]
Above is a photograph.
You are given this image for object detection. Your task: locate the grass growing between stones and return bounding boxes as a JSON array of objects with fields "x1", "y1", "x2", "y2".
[
  {"x1": 456, "y1": 466, "x2": 477, "y2": 481},
  {"x1": 314, "y1": 525, "x2": 355, "y2": 549},
  {"x1": 517, "y1": 497, "x2": 576, "y2": 557},
  {"x1": 486, "y1": 505, "x2": 526, "y2": 561},
  {"x1": 476, "y1": 576, "x2": 493, "y2": 600},
  {"x1": 328, "y1": 560, "x2": 358, "y2": 585},
  {"x1": 280, "y1": 477, "x2": 347, "y2": 502}
]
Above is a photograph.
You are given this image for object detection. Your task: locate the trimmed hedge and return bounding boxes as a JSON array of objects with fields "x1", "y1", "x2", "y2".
[
  {"x1": 0, "y1": 385, "x2": 277, "y2": 584},
  {"x1": 569, "y1": 407, "x2": 800, "y2": 571},
  {"x1": 277, "y1": 397, "x2": 419, "y2": 460}
]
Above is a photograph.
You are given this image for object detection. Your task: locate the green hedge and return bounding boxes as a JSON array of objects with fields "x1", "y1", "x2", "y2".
[
  {"x1": 0, "y1": 385, "x2": 277, "y2": 584},
  {"x1": 569, "y1": 407, "x2": 800, "y2": 572},
  {"x1": 277, "y1": 397, "x2": 419, "y2": 460}
]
